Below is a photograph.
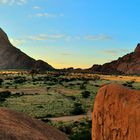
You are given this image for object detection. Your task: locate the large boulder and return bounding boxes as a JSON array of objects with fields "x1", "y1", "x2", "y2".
[
  {"x1": 0, "y1": 108, "x2": 69, "y2": 140},
  {"x1": 92, "y1": 83, "x2": 140, "y2": 140}
]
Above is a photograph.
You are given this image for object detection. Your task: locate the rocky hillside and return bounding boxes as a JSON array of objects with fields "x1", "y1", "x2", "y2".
[
  {"x1": 89, "y1": 44, "x2": 140, "y2": 75},
  {"x1": 92, "y1": 83, "x2": 140, "y2": 140},
  {"x1": 0, "y1": 28, "x2": 54, "y2": 70},
  {"x1": 0, "y1": 108, "x2": 69, "y2": 140}
]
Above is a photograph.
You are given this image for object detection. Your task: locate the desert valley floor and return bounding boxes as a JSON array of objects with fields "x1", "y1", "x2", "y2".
[{"x1": 0, "y1": 71, "x2": 139, "y2": 140}]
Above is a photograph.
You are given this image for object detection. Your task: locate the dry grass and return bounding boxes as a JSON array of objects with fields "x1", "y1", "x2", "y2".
[{"x1": 100, "y1": 75, "x2": 140, "y2": 82}]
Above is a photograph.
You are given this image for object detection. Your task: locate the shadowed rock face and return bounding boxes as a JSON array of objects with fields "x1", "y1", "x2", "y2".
[
  {"x1": 134, "y1": 43, "x2": 140, "y2": 53},
  {"x1": 0, "y1": 28, "x2": 54, "y2": 70},
  {"x1": 90, "y1": 43, "x2": 140, "y2": 75},
  {"x1": 92, "y1": 83, "x2": 140, "y2": 140},
  {"x1": 0, "y1": 108, "x2": 69, "y2": 140}
]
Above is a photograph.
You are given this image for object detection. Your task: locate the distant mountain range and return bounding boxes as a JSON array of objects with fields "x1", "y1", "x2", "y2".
[
  {"x1": 62, "y1": 44, "x2": 140, "y2": 75},
  {"x1": 1, "y1": 27, "x2": 140, "y2": 75},
  {"x1": 0, "y1": 28, "x2": 54, "y2": 71},
  {"x1": 88, "y1": 44, "x2": 140, "y2": 75}
]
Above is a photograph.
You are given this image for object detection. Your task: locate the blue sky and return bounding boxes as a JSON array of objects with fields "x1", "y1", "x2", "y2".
[{"x1": 0, "y1": 0, "x2": 139, "y2": 68}]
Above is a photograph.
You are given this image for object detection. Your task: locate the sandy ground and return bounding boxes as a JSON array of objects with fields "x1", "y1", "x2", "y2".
[
  {"x1": 100, "y1": 75, "x2": 140, "y2": 82},
  {"x1": 49, "y1": 112, "x2": 92, "y2": 122}
]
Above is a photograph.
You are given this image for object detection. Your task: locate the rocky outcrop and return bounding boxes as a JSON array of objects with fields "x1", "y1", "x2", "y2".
[
  {"x1": 92, "y1": 83, "x2": 140, "y2": 140},
  {"x1": 0, "y1": 108, "x2": 69, "y2": 140},
  {"x1": 0, "y1": 28, "x2": 54, "y2": 70},
  {"x1": 134, "y1": 43, "x2": 140, "y2": 53},
  {"x1": 89, "y1": 44, "x2": 140, "y2": 75}
]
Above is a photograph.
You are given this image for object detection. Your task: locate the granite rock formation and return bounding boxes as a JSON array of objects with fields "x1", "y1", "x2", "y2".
[
  {"x1": 0, "y1": 108, "x2": 69, "y2": 140},
  {"x1": 92, "y1": 83, "x2": 140, "y2": 140}
]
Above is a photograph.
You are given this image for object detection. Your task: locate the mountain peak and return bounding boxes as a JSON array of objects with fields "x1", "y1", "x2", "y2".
[
  {"x1": 0, "y1": 28, "x2": 10, "y2": 45},
  {"x1": 134, "y1": 43, "x2": 140, "y2": 53},
  {"x1": 89, "y1": 44, "x2": 140, "y2": 75},
  {"x1": 0, "y1": 28, "x2": 54, "y2": 70}
]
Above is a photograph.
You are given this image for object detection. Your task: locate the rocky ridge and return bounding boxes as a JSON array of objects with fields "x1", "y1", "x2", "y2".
[
  {"x1": 89, "y1": 44, "x2": 140, "y2": 75},
  {"x1": 0, "y1": 28, "x2": 54, "y2": 70}
]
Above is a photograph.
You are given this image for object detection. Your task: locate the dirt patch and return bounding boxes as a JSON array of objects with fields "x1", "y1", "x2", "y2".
[
  {"x1": 0, "y1": 87, "x2": 47, "y2": 95},
  {"x1": 53, "y1": 87, "x2": 80, "y2": 95},
  {"x1": 50, "y1": 112, "x2": 92, "y2": 122}
]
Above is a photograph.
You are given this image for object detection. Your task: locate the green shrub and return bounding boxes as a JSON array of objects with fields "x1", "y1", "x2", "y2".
[
  {"x1": 92, "y1": 75, "x2": 100, "y2": 81},
  {"x1": 49, "y1": 119, "x2": 92, "y2": 140},
  {"x1": 70, "y1": 129, "x2": 91, "y2": 140},
  {"x1": 80, "y1": 83, "x2": 86, "y2": 90},
  {"x1": 14, "y1": 76, "x2": 26, "y2": 84},
  {"x1": 0, "y1": 91, "x2": 12, "y2": 102},
  {"x1": 123, "y1": 80, "x2": 135, "y2": 88},
  {"x1": 81, "y1": 91, "x2": 91, "y2": 98},
  {"x1": 71, "y1": 102, "x2": 85, "y2": 115},
  {"x1": 0, "y1": 78, "x2": 4, "y2": 86}
]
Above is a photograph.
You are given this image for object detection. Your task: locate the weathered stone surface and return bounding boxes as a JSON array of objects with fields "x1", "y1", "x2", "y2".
[
  {"x1": 92, "y1": 83, "x2": 140, "y2": 140},
  {"x1": 0, "y1": 108, "x2": 69, "y2": 140},
  {"x1": 0, "y1": 28, "x2": 54, "y2": 70}
]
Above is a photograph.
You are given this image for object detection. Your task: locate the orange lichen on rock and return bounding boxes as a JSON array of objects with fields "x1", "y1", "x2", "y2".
[{"x1": 92, "y1": 83, "x2": 140, "y2": 140}]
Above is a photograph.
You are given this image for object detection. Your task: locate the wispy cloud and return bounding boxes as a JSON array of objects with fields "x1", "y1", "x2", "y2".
[
  {"x1": 26, "y1": 33, "x2": 113, "y2": 42},
  {"x1": 33, "y1": 6, "x2": 41, "y2": 9},
  {"x1": 35, "y1": 13, "x2": 64, "y2": 18},
  {"x1": 27, "y1": 34, "x2": 71, "y2": 41},
  {"x1": 85, "y1": 34, "x2": 113, "y2": 41},
  {"x1": 0, "y1": 0, "x2": 27, "y2": 5},
  {"x1": 10, "y1": 38, "x2": 25, "y2": 46},
  {"x1": 102, "y1": 49, "x2": 129, "y2": 56}
]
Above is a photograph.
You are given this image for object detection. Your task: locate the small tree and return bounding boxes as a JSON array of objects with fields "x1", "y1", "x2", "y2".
[{"x1": 29, "y1": 69, "x2": 39, "y2": 80}]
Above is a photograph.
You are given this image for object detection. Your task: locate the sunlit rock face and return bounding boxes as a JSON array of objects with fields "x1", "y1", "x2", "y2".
[
  {"x1": 92, "y1": 83, "x2": 140, "y2": 140},
  {"x1": 0, "y1": 27, "x2": 54, "y2": 70},
  {"x1": 0, "y1": 108, "x2": 69, "y2": 140}
]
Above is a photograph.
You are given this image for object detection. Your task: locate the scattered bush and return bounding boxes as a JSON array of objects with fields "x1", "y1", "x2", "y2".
[
  {"x1": 123, "y1": 80, "x2": 135, "y2": 88},
  {"x1": 5, "y1": 86, "x2": 9, "y2": 89},
  {"x1": 93, "y1": 75, "x2": 100, "y2": 81},
  {"x1": 80, "y1": 83, "x2": 86, "y2": 90},
  {"x1": 0, "y1": 91, "x2": 12, "y2": 102},
  {"x1": 68, "y1": 96, "x2": 76, "y2": 100},
  {"x1": 0, "y1": 78, "x2": 4, "y2": 86},
  {"x1": 14, "y1": 76, "x2": 26, "y2": 84},
  {"x1": 71, "y1": 102, "x2": 85, "y2": 115},
  {"x1": 13, "y1": 92, "x2": 24, "y2": 97},
  {"x1": 81, "y1": 91, "x2": 91, "y2": 98},
  {"x1": 49, "y1": 119, "x2": 92, "y2": 140}
]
